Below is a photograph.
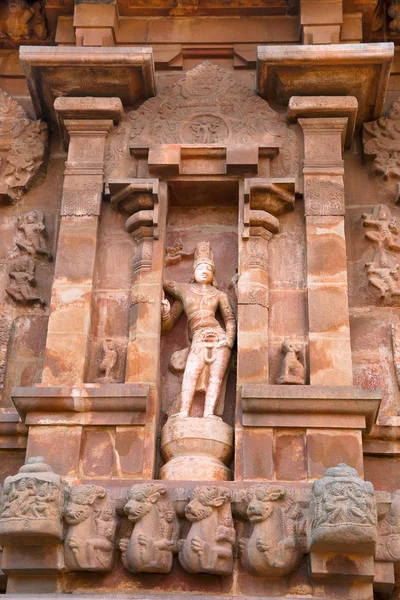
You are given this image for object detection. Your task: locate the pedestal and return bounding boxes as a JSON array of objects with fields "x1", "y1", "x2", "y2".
[{"x1": 160, "y1": 416, "x2": 233, "y2": 481}]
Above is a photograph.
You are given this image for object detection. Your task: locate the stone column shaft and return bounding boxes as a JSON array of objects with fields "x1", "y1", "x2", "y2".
[
  {"x1": 42, "y1": 98, "x2": 123, "y2": 385},
  {"x1": 299, "y1": 117, "x2": 353, "y2": 386}
]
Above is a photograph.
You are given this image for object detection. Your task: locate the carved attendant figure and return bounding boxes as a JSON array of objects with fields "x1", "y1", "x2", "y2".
[
  {"x1": 119, "y1": 484, "x2": 179, "y2": 574},
  {"x1": 161, "y1": 242, "x2": 236, "y2": 418},
  {"x1": 98, "y1": 339, "x2": 119, "y2": 383},
  {"x1": 15, "y1": 211, "x2": 52, "y2": 260},
  {"x1": 6, "y1": 256, "x2": 46, "y2": 307},
  {"x1": 178, "y1": 486, "x2": 235, "y2": 575}
]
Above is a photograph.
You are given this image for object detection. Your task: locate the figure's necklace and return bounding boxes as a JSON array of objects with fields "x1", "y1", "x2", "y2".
[{"x1": 189, "y1": 284, "x2": 218, "y2": 297}]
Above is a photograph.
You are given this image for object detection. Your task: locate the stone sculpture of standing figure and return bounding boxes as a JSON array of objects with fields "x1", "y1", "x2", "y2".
[{"x1": 161, "y1": 242, "x2": 236, "y2": 418}]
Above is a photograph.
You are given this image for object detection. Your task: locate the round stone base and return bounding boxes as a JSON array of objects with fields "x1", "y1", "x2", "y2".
[{"x1": 160, "y1": 416, "x2": 233, "y2": 481}]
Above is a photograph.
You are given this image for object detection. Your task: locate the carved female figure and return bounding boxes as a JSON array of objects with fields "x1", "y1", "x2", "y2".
[{"x1": 161, "y1": 242, "x2": 236, "y2": 418}]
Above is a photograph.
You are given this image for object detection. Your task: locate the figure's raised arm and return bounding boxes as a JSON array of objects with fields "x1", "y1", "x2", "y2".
[{"x1": 161, "y1": 297, "x2": 184, "y2": 335}]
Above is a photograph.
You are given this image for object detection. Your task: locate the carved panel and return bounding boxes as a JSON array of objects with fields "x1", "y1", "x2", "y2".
[
  {"x1": 64, "y1": 485, "x2": 117, "y2": 572},
  {"x1": 0, "y1": 0, "x2": 47, "y2": 43},
  {"x1": 0, "y1": 457, "x2": 65, "y2": 544},
  {"x1": 363, "y1": 99, "x2": 400, "y2": 180},
  {"x1": 309, "y1": 463, "x2": 377, "y2": 554},
  {"x1": 106, "y1": 62, "x2": 299, "y2": 181},
  {"x1": 178, "y1": 486, "x2": 235, "y2": 575},
  {"x1": 0, "y1": 90, "x2": 48, "y2": 203},
  {"x1": 362, "y1": 204, "x2": 400, "y2": 302},
  {"x1": 120, "y1": 483, "x2": 179, "y2": 574},
  {"x1": 239, "y1": 485, "x2": 305, "y2": 577}
]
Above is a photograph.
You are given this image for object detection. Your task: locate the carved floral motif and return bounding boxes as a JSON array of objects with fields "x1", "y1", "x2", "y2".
[
  {"x1": 178, "y1": 486, "x2": 235, "y2": 575},
  {"x1": 0, "y1": 90, "x2": 48, "y2": 203},
  {"x1": 64, "y1": 485, "x2": 117, "y2": 572},
  {"x1": 119, "y1": 483, "x2": 179, "y2": 574},
  {"x1": 0, "y1": 456, "x2": 65, "y2": 544},
  {"x1": 309, "y1": 464, "x2": 377, "y2": 554},
  {"x1": 277, "y1": 340, "x2": 305, "y2": 385},
  {"x1": 239, "y1": 485, "x2": 305, "y2": 577}
]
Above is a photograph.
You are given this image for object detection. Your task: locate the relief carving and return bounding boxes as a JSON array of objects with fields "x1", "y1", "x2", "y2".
[
  {"x1": 277, "y1": 340, "x2": 305, "y2": 385},
  {"x1": 363, "y1": 100, "x2": 400, "y2": 179},
  {"x1": 178, "y1": 486, "x2": 235, "y2": 575},
  {"x1": 161, "y1": 241, "x2": 236, "y2": 418},
  {"x1": 6, "y1": 256, "x2": 46, "y2": 307},
  {"x1": 95, "y1": 339, "x2": 121, "y2": 383},
  {"x1": 64, "y1": 485, "x2": 117, "y2": 572},
  {"x1": 0, "y1": 90, "x2": 48, "y2": 203},
  {"x1": 0, "y1": 312, "x2": 12, "y2": 394},
  {"x1": 377, "y1": 489, "x2": 400, "y2": 561},
  {"x1": 106, "y1": 62, "x2": 299, "y2": 182},
  {"x1": 119, "y1": 484, "x2": 179, "y2": 574},
  {"x1": 391, "y1": 323, "x2": 400, "y2": 388},
  {"x1": 309, "y1": 463, "x2": 377, "y2": 554},
  {"x1": 13, "y1": 210, "x2": 52, "y2": 260},
  {"x1": 0, "y1": 0, "x2": 47, "y2": 41},
  {"x1": 362, "y1": 204, "x2": 400, "y2": 301},
  {"x1": 0, "y1": 456, "x2": 65, "y2": 544},
  {"x1": 239, "y1": 485, "x2": 305, "y2": 577}
]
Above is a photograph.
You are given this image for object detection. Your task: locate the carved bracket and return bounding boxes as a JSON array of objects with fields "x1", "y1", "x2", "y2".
[
  {"x1": 243, "y1": 178, "x2": 296, "y2": 240},
  {"x1": 109, "y1": 178, "x2": 159, "y2": 240}
]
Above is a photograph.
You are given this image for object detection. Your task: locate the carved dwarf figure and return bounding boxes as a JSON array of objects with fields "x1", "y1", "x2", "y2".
[
  {"x1": 363, "y1": 100, "x2": 400, "y2": 179},
  {"x1": 178, "y1": 486, "x2": 235, "y2": 575},
  {"x1": 6, "y1": 256, "x2": 46, "y2": 306},
  {"x1": 97, "y1": 339, "x2": 119, "y2": 383},
  {"x1": 15, "y1": 210, "x2": 52, "y2": 260},
  {"x1": 362, "y1": 205, "x2": 400, "y2": 255},
  {"x1": 119, "y1": 483, "x2": 179, "y2": 574},
  {"x1": 239, "y1": 485, "x2": 304, "y2": 577},
  {"x1": 161, "y1": 242, "x2": 236, "y2": 418},
  {"x1": 0, "y1": 456, "x2": 64, "y2": 544},
  {"x1": 309, "y1": 464, "x2": 377, "y2": 554},
  {"x1": 277, "y1": 340, "x2": 305, "y2": 385},
  {"x1": 64, "y1": 485, "x2": 116, "y2": 572},
  {"x1": 1, "y1": 0, "x2": 47, "y2": 40}
]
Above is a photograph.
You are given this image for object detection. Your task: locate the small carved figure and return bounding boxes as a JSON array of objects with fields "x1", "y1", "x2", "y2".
[
  {"x1": 363, "y1": 100, "x2": 400, "y2": 180},
  {"x1": 96, "y1": 339, "x2": 119, "y2": 383},
  {"x1": 239, "y1": 485, "x2": 303, "y2": 577},
  {"x1": 15, "y1": 211, "x2": 52, "y2": 260},
  {"x1": 365, "y1": 260, "x2": 400, "y2": 300},
  {"x1": 0, "y1": 0, "x2": 47, "y2": 40},
  {"x1": 6, "y1": 256, "x2": 46, "y2": 307},
  {"x1": 277, "y1": 340, "x2": 305, "y2": 385},
  {"x1": 389, "y1": 0, "x2": 400, "y2": 35},
  {"x1": 119, "y1": 483, "x2": 179, "y2": 574},
  {"x1": 64, "y1": 485, "x2": 116, "y2": 572},
  {"x1": 362, "y1": 205, "x2": 400, "y2": 254},
  {"x1": 178, "y1": 486, "x2": 235, "y2": 575},
  {"x1": 377, "y1": 489, "x2": 400, "y2": 561},
  {"x1": 309, "y1": 464, "x2": 377, "y2": 554},
  {"x1": 161, "y1": 242, "x2": 236, "y2": 418},
  {"x1": 0, "y1": 456, "x2": 64, "y2": 544}
]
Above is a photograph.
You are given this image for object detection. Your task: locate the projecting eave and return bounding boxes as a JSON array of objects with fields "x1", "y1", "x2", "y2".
[
  {"x1": 257, "y1": 42, "x2": 394, "y2": 126},
  {"x1": 19, "y1": 45, "x2": 156, "y2": 130}
]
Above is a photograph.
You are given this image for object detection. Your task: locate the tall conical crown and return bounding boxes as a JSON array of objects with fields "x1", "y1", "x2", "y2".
[{"x1": 193, "y1": 241, "x2": 215, "y2": 271}]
